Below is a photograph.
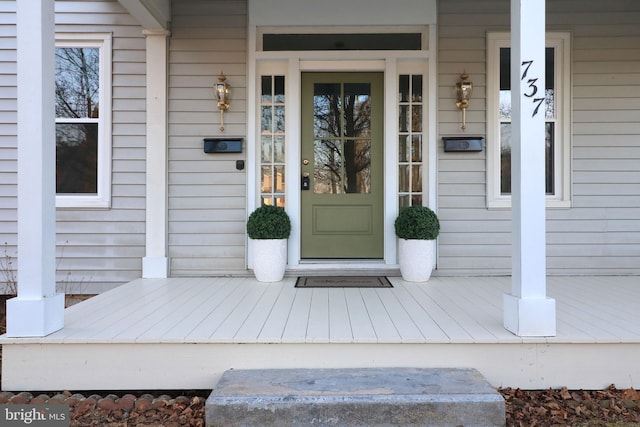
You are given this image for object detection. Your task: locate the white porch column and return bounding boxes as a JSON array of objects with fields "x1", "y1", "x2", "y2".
[
  {"x1": 503, "y1": 0, "x2": 556, "y2": 337},
  {"x1": 7, "y1": 0, "x2": 65, "y2": 337},
  {"x1": 142, "y1": 30, "x2": 170, "y2": 278}
]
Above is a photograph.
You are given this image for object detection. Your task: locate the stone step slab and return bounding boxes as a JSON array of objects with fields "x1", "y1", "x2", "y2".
[{"x1": 206, "y1": 367, "x2": 505, "y2": 426}]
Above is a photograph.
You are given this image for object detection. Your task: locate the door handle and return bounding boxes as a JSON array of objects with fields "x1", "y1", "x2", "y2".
[{"x1": 301, "y1": 173, "x2": 310, "y2": 190}]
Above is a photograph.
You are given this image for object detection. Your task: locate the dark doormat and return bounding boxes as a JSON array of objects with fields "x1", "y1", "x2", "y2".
[{"x1": 295, "y1": 276, "x2": 393, "y2": 288}]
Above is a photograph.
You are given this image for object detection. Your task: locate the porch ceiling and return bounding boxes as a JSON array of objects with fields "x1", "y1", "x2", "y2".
[{"x1": 117, "y1": 0, "x2": 171, "y2": 30}]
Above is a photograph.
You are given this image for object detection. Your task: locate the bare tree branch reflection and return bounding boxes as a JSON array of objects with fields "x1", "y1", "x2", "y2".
[{"x1": 312, "y1": 83, "x2": 372, "y2": 194}]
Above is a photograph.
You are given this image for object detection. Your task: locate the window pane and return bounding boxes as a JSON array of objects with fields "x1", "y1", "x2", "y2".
[
  {"x1": 261, "y1": 106, "x2": 272, "y2": 133},
  {"x1": 411, "y1": 105, "x2": 422, "y2": 132},
  {"x1": 263, "y1": 33, "x2": 421, "y2": 51},
  {"x1": 500, "y1": 123, "x2": 512, "y2": 195},
  {"x1": 55, "y1": 48, "x2": 100, "y2": 119},
  {"x1": 274, "y1": 105, "x2": 285, "y2": 133},
  {"x1": 274, "y1": 165, "x2": 285, "y2": 192},
  {"x1": 261, "y1": 166, "x2": 273, "y2": 193},
  {"x1": 412, "y1": 164, "x2": 422, "y2": 192},
  {"x1": 399, "y1": 135, "x2": 409, "y2": 162},
  {"x1": 399, "y1": 75, "x2": 409, "y2": 102},
  {"x1": 344, "y1": 83, "x2": 371, "y2": 138},
  {"x1": 399, "y1": 165, "x2": 410, "y2": 192},
  {"x1": 399, "y1": 105, "x2": 409, "y2": 132},
  {"x1": 545, "y1": 122, "x2": 555, "y2": 194},
  {"x1": 314, "y1": 139, "x2": 343, "y2": 194},
  {"x1": 344, "y1": 140, "x2": 371, "y2": 194},
  {"x1": 274, "y1": 75, "x2": 285, "y2": 103},
  {"x1": 499, "y1": 90, "x2": 511, "y2": 120},
  {"x1": 314, "y1": 83, "x2": 341, "y2": 138},
  {"x1": 56, "y1": 123, "x2": 98, "y2": 193},
  {"x1": 500, "y1": 122, "x2": 555, "y2": 195},
  {"x1": 261, "y1": 135, "x2": 272, "y2": 163},
  {"x1": 274, "y1": 135, "x2": 285, "y2": 163},
  {"x1": 261, "y1": 76, "x2": 272, "y2": 103},
  {"x1": 412, "y1": 75, "x2": 422, "y2": 102},
  {"x1": 411, "y1": 135, "x2": 422, "y2": 162}
]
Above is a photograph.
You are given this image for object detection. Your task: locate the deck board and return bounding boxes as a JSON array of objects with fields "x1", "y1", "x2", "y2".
[
  {"x1": 307, "y1": 288, "x2": 330, "y2": 342},
  {"x1": 211, "y1": 279, "x2": 270, "y2": 340},
  {"x1": 360, "y1": 288, "x2": 401, "y2": 342},
  {"x1": 344, "y1": 289, "x2": 378, "y2": 342},
  {"x1": 390, "y1": 282, "x2": 450, "y2": 341},
  {"x1": 328, "y1": 288, "x2": 354, "y2": 342},
  {"x1": 159, "y1": 278, "x2": 239, "y2": 342},
  {"x1": 281, "y1": 285, "x2": 313, "y2": 342},
  {"x1": 257, "y1": 281, "x2": 298, "y2": 342},
  {"x1": 377, "y1": 288, "x2": 425, "y2": 343},
  {"x1": 402, "y1": 283, "x2": 473, "y2": 342},
  {"x1": 233, "y1": 282, "x2": 286, "y2": 341}
]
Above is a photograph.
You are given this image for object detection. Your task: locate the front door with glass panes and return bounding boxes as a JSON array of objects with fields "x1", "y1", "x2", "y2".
[{"x1": 300, "y1": 73, "x2": 384, "y2": 259}]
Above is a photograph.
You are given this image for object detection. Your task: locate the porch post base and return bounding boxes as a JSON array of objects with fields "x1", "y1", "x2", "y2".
[
  {"x1": 503, "y1": 293, "x2": 556, "y2": 337},
  {"x1": 143, "y1": 257, "x2": 169, "y2": 278},
  {"x1": 6, "y1": 293, "x2": 65, "y2": 337}
]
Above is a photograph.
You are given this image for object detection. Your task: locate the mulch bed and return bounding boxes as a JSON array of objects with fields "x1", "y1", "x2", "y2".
[
  {"x1": 501, "y1": 386, "x2": 640, "y2": 426},
  {"x1": 2, "y1": 296, "x2": 640, "y2": 426}
]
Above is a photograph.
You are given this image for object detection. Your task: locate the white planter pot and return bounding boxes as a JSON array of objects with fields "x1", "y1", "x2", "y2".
[
  {"x1": 398, "y1": 238, "x2": 435, "y2": 282},
  {"x1": 251, "y1": 239, "x2": 287, "y2": 282}
]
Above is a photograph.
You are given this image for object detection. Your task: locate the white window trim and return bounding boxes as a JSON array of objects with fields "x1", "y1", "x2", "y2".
[
  {"x1": 486, "y1": 31, "x2": 571, "y2": 209},
  {"x1": 55, "y1": 33, "x2": 112, "y2": 209}
]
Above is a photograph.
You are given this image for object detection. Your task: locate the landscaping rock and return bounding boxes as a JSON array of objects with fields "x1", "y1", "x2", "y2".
[{"x1": 0, "y1": 386, "x2": 635, "y2": 426}]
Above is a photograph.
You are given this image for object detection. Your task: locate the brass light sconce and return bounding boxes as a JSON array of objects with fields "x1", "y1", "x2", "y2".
[
  {"x1": 455, "y1": 71, "x2": 473, "y2": 130},
  {"x1": 215, "y1": 72, "x2": 231, "y2": 132}
]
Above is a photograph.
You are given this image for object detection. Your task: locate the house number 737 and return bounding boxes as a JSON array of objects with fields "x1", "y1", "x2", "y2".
[{"x1": 521, "y1": 60, "x2": 545, "y2": 117}]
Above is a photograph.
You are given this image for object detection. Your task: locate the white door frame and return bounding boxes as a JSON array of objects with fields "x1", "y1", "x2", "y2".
[{"x1": 247, "y1": 29, "x2": 437, "y2": 271}]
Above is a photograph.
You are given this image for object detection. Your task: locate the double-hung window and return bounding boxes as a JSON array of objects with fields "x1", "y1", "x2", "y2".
[
  {"x1": 55, "y1": 33, "x2": 112, "y2": 208},
  {"x1": 486, "y1": 32, "x2": 571, "y2": 208}
]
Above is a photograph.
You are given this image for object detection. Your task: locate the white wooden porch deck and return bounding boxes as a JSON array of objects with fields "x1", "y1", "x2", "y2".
[{"x1": 2, "y1": 275, "x2": 640, "y2": 391}]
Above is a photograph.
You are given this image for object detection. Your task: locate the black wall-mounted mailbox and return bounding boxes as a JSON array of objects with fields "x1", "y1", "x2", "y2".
[
  {"x1": 203, "y1": 137, "x2": 243, "y2": 153},
  {"x1": 442, "y1": 136, "x2": 484, "y2": 152}
]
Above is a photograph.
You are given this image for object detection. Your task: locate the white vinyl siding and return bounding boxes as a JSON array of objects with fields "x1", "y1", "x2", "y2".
[
  {"x1": 56, "y1": 2, "x2": 146, "y2": 291},
  {"x1": 168, "y1": 0, "x2": 248, "y2": 275},
  {"x1": 0, "y1": 2, "x2": 17, "y2": 256},
  {"x1": 437, "y1": 0, "x2": 640, "y2": 275},
  {"x1": 0, "y1": 1, "x2": 146, "y2": 292}
]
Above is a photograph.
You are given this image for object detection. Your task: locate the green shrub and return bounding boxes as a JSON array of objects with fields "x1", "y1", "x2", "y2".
[
  {"x1": 246, "y1": 205, "x2": 291, "y2": 239},
  {"x1": 394, "y1": 205, "x2": 440, "y2": 240}
]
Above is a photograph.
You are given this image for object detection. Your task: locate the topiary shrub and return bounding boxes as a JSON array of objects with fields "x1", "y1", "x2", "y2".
[
  {"x1": 246, "y1": 205, "x2": 291, "y2": 240},
  {"x1": 394, "y1": 205, "x2": 440, "y2": 240}
]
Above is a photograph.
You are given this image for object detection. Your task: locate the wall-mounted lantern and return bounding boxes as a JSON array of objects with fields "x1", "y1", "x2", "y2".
[
  {"x1": 215, "y1": 72, "x2": 231, "y2": 132},
  {"x1": 455, "y1": 71, "x2": 473, "y2": 130}
]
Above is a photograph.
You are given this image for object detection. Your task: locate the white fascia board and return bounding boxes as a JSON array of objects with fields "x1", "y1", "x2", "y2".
[{"x1": 118, "y1": 0, "x2": 170, "y2": 30}]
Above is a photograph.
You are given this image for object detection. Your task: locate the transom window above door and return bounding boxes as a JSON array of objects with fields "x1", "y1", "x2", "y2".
[{"x1": 262, "y1": 33, "x2": 422, "y2": 51}]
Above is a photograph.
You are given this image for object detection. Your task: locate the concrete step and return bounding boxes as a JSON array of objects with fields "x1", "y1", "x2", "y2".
[{"x1": 206, "y1": 367, "x2": 505, "y2": 427}]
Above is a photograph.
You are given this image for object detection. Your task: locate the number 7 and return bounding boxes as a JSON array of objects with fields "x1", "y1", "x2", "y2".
[{"x1": 521, "y1": 60, "x2": 534, "y2": 80}]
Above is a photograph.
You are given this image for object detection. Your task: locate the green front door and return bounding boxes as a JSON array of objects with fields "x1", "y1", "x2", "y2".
[{"x1": 301, "y1": 73, "x2": 384, "y2": 259}]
